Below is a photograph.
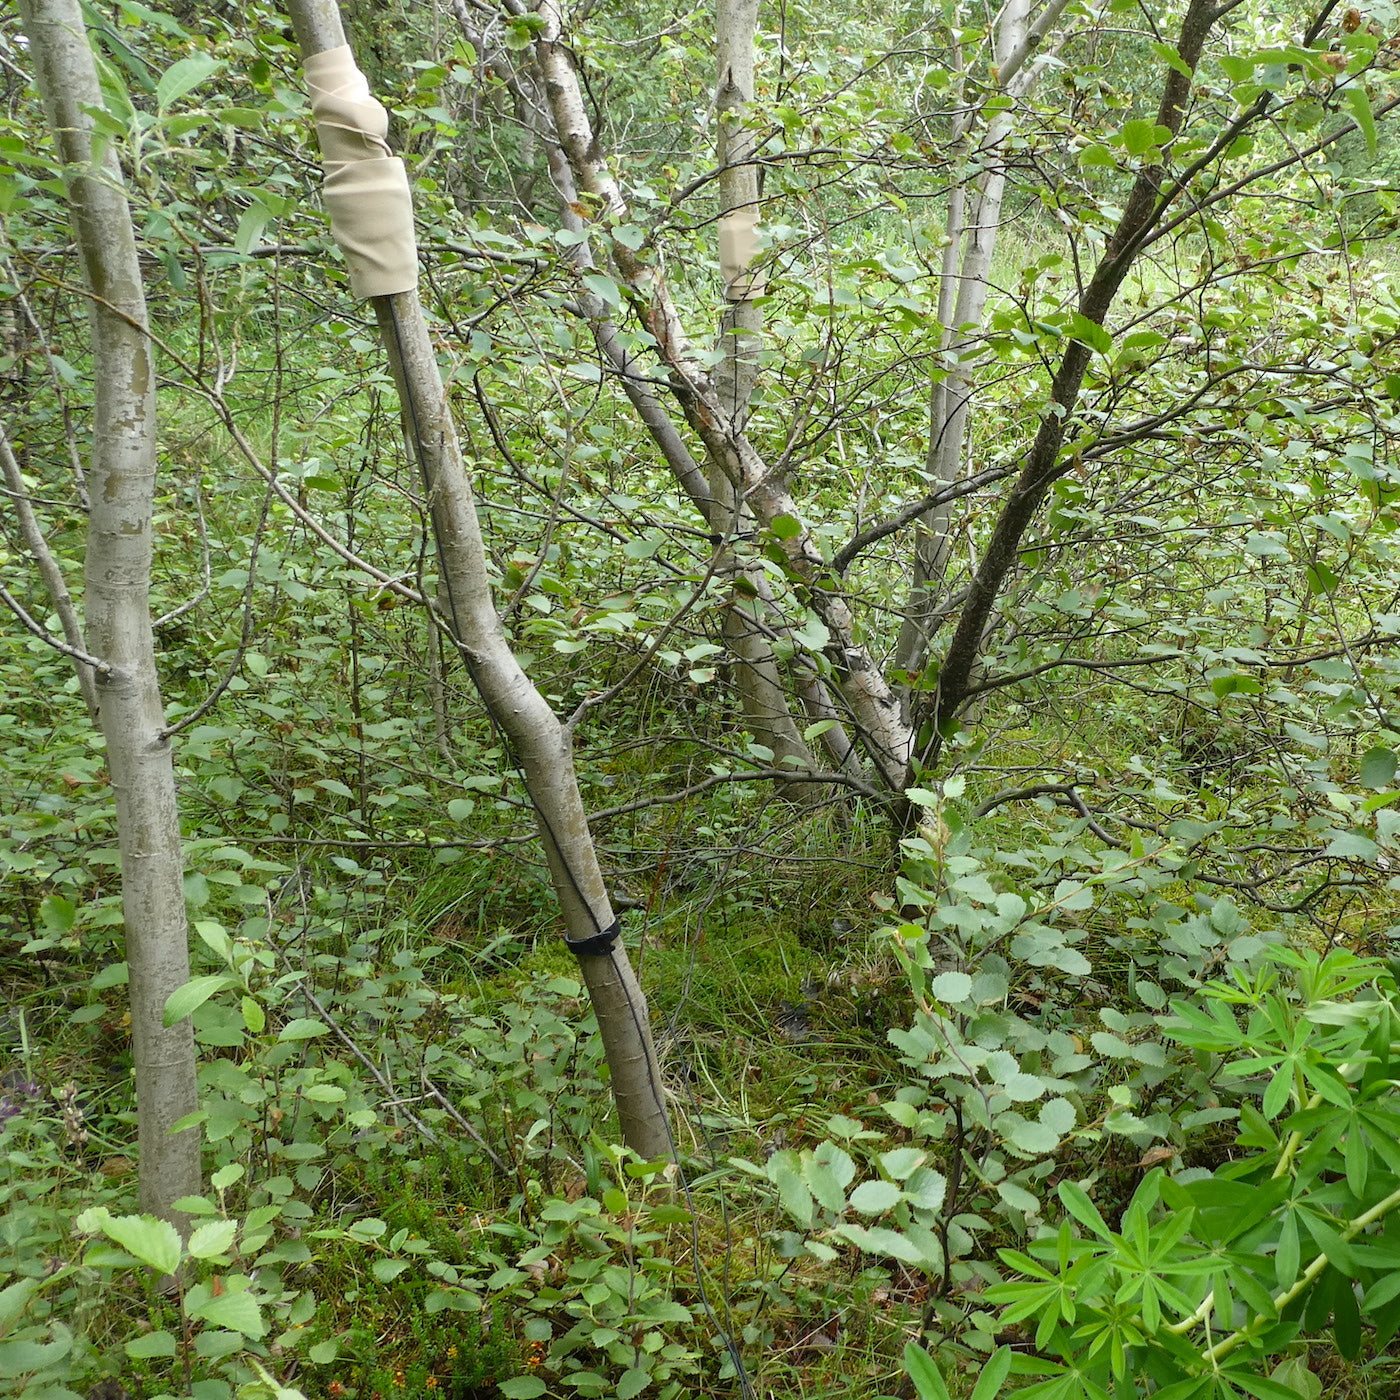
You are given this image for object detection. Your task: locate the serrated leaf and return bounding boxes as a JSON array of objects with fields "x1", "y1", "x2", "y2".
[
  {"x1": 187, "y1": 1219, "x2": 238, "y2": 1260},
  {"x1": 125, "y1": 1329, "x2": 178, "y2": 1359},
  {"x1": 191, "y1": 1288, "x2": 265, "y2": 1338},
  {"x1": 929, "y1": 971, "x2": 972, "y2": 1003},
  {"x1": 834, "y1": 1222, "x2": 928, "y2": 1265},
  {"x1": 770, "y1": 513, "x2": 802, "y2": 540},
  {"x1": 499, "y1": 1381, "x2": 547, "y2": 1400},
  {"x1": 101, "y1": 1214, "x2": 182, "y2": 1275},
  {"x1": 1067, "y1": 313, "x2": 1113, "y2": 354},
  {"x1": 768, "y1": 1152, "x2": 814, "y2": 1228},
  {"x1": 616, "y1": 1368, "x2": 650, "y2": 1399},
  {"x1": 879, "y1": 1147, "x2": 925, "y2": 1180},
  {"x1": 849, "y1": 1179, "x2": 901, "y2": 1215}
]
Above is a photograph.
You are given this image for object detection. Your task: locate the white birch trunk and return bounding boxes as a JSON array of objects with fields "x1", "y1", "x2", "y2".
[
  {"x1": 712, "y1": 0, "x2": 817, "y2": 791},
  {"x1": 529, "y1": 0, "x2": 913, "y2": 787},
  {"x1": 18, "y1": 0, "x2": 201, "y2": 1224},
  {"x1": 285, "y1": 0, "x2": 671, "y2": 1160},
  {"x1": 894, "y1": 0, "x2": 1035, "y2": 685}
]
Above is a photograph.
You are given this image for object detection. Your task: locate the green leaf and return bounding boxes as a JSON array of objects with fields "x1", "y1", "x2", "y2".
[
  {"x1": 970, "y1": 1347, "x2": 1014, "y2": 1400},
  {"x1": 0, "y1": 1280, "x2": 36, "y2": 1335},
  {"x1": 581, "y1": 273, "x2": 621, "y2": 310},
  {"x1": 1360, "y1": 747, "x2": 1396, "y2": 789},
  {"x1": 101, "y1": 1214, "x2": 182, "y2": 1275},
  {"x1": 1211, "y1": 673, "x2": 1262, "y2": 698},
  {"x1": 38, "y1": 894, "x2": 75, "y2": 933},
  {"x1": 1324, "y1": 830, "x2": 1377, "y2": 861},
  {"x1": 190, "y1": 1288, "x2": 265, "y2": 1338},
  {"x1": 850, "y1": 1179, "x2": 902, "y2": 1215},
  {"x1": 903, "y1": 1342, "x2": 951, "y2": 1400},
  {"x1": 770, "y1": 514, "x2": 802, "y2": 540},
  {"x1": 499, "y1": 1381, "x2": 547, "y2": 1400},
  {"x1": 1058, "y1": 1182, "x2": 1111, "y2": 1239},
  {"x1": 1121, "y1": 119, "x2": 1158, "y2": 155},
  {"x1": 768, "y1": 1152, "x2": 814, "y2": 1228},
  {"x1": 929, "y1": 971, "x2": 972, "y2": 1003},
  {"x1": 1008, "y1": 1117, "x2": 1060, "y2": 1155},
  {"x1": 616, "y1": 1368, "x2": 650, "y2": 1399},
  {"x1": 1343, "y1": 84, "x2": 1377, "y2": 157},
  {"x1": 163, "y1": 974, "x2": 238, "y2": 1027},
  {"x1": 1067, "y1": 313, "x2": 1112, "y2": 354},
  {"x1": 278, "y1": 1018, "x2": 330, "y2": 1040},
  {"x1": 1150, "y1": 40, "x2": 1195, "y2": 79},
  {"x1": 156, "y1": 54, "x2": 224, "y2": 110},
  {"x1": 834, "y1": 1223, "x2": 930, "y2": 1266},
  {"x1": 187, "y1": 1219, "x2": 238, "y2": 1259},
  {"x1": 125, "y1": 1330, "x2": 178, "y2": 1359}
]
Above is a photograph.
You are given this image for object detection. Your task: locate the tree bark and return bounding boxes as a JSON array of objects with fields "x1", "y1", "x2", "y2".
[
  {"x1": 284, "y1": 0, "x2": 671, "y2": 1160},
  {"x1": 18, "y1": 0, "x2": 201, "y2": 1224},
  {"x1": 711, "y1": 0, "x2": 818, "y2": 792}
]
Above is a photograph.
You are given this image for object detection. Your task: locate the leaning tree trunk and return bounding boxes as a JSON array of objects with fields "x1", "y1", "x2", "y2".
[
  {"x1": 909, "y1": 0, "x2": 1223, "y2": 790},
  {"x1": 710, "y1": 0, "x2": 818, "y2": 793},
  {"x1": 894, "y1": 0, "x2": 1045, "y2": 689},
  {"x1": 282, "y1": 0, "x2": 670, "y2": 1159},
  {"x1": 18, "y1": 0, "x2": 202, "y2": 1224}
]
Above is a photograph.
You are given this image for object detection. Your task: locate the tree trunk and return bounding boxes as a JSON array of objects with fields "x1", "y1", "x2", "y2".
[
  {"x1": 711, "y1": 0, "x2": 818, "y2": 792},
  {"x1": 284, "y1": 0, "x2": 671, "y2": 1160},
  {"x1": 524, "y1": 0, "x2": 914, "y2": 788},
  {"x1": 909, "y1": 0, "x2": 1222, "y2": 789},
  {"x1": 894, "y1": 0, "x2": 1033, "y2": 689},
  {"x1": 18, "y1": 0, "x2": 202, "y2": 1224}
]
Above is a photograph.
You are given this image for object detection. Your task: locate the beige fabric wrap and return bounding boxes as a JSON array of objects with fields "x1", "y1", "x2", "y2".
[
  {"x1": 304, "y1": 45, "x2": 418, "y2": 299},
  {"x1": 718, "y1": 208, "x2": 766, "y2": 301}
]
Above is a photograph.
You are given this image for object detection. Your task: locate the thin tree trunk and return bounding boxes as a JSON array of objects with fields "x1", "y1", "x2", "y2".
[
  {"x1": 711, "y1": 0, "x2": 817, "y2": 792},
  {"x1": 284, "y1": 0, "x2": 670, "y2": 1159},
  {"x1": 524, "y1": 0, "x2": 913, "y2": 788},
  {"x1": 894, "y1": 0, "x2": 1032, "y2": 687},
  {"x1": 18, "y1": 0, "x2": 201, "y2": 1224},
  {"x1": 909, "y1": 0, "x2": 1222, "y2": 788},
  {"x1": 0, "y1": 422, "x2": 99, "y2": 717}
]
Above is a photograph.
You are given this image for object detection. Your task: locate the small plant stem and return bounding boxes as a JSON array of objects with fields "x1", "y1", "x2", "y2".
[{"x1": 1200, "y1": 1182, "x2": 1400, "y2": 1364}]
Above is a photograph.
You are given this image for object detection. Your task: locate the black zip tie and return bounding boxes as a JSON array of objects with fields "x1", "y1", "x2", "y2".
[{"x1": 565, "y1": 918, "x2": 620, "y2": 958}]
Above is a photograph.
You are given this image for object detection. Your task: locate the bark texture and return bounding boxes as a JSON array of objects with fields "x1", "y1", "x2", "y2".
[{"x1": 18, "y1": 0, "x2": 201, "y2": 1223}]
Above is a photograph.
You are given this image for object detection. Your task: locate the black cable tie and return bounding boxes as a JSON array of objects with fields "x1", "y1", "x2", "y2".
[{"x1": 565, "y1": 918, "x2": 620, "y2": 958}]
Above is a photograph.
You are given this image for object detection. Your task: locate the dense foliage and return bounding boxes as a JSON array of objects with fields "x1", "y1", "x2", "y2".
[{"x1": 6, "y1": 0, "x2": 1400, "y2": 1396}]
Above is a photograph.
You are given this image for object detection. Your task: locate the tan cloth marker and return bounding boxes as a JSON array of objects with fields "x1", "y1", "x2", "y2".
[{"x1": 303, "y1": 45, "x2": 418, "y2": 298}]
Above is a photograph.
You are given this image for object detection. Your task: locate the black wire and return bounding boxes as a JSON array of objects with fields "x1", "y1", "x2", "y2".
[{"x1": 382, "y1": 297, "x2": 756, "y2": 1400}]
